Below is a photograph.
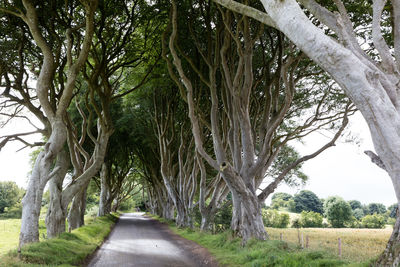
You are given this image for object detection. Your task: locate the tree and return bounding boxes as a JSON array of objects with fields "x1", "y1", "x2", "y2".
[
  {"x1": 367, "y1": 203, "x2": 387, "y2": 215},
  {"x1": 293, "y1": 190, "x2": 323, "y2": 214},
  {"x1": 165, "y1": 0, "x2": 352, "y2": 242},
  {"x1": 324, "y1": 196, "x2": 353, "y2": 228},
  {"x1": 299, "y1": 211, "x2": 323, "y2": 228},
  {"x1": 353, "y1": 208, "x2": 365, "y2": 220},
  {"x1": 388, "y1": 204, "x2": 397, "y2": 218},
  {"x1": 271, "y1": 192, "x2": 293, "y2": 209},
  {"x1": 0, "y1": 181, "x2": 22, "y2": 213},
  {"x1": 272, "y1": 192, "x2": 293, "y2": 202},
  {"x1": 348, "y1": 200, "x2": 362, "y2": 211},
  {"x1": 362, "y1": 214, "x2": 386, "y2": 229},
  {"x1": 0, "y1": 0, "x2": 97, "y2": 247},
  {"x1": 211, "y1": 0, "x2": 400, "y2": 263}
]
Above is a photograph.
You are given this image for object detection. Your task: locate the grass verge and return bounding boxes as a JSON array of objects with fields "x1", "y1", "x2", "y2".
[
  {"x1": 0, "y1": 213, "x2": 118, "y2": 267},
  {"x1": 154, "y1": 216, "x2": 372, "y2": 267}
]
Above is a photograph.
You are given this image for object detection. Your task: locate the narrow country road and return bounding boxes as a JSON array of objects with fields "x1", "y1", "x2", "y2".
[{"x1": 87, "y1": 213, "x2": 218, "y2": 267}]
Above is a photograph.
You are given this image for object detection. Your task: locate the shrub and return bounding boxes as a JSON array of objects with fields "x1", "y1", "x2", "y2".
[
  {"x1": 0, "y1": 204, "x2": 22, "y2": 219},
  {"x1": 387, "y1": 217, "x2": 396, "y2": 226},
  {"x1": 299, "y1": 211, "x2": 323, "y2": 227},
  {"x1": 292, "y1": 218, "x2": 301, "y2": 228},
  {"x1": 324, "y1": 196, "x2": 353, "y2": 228},
  {"x1": 293, "y1": 190, "x2": 323, "y2": 214},
  {"x1": 361, "y1": 214, "x2": 386, "y2": 229},
  {"x1": 262, "y1": 209, "x2": 290, "y2": 228}
]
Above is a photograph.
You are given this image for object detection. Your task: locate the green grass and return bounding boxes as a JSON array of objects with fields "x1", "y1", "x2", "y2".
[
  {"x1": 0, "y1": 213, "x2": 118, "y2": 267},
  {"x1": 0, "y1": 219, "x2": 48, "y2": 257},
  {"x1": 155, "y1": 217, "x2": 361, "y2": 267}
]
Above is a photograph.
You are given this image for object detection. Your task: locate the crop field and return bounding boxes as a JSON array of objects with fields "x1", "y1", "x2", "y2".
[{"x1": 266, "y1": 227, "x2": 392, "y2": 263}]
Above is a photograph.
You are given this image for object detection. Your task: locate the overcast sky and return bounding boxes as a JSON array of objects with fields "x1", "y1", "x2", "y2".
[{"x1": 0, "y1": 111, "x2": 396, "y2": 207}]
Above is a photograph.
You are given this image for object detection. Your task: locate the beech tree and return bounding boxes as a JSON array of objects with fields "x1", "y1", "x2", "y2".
[
  {"x1": 0, "y1": 0, "x2": 98, "y2": 247},
  {"x1": 213, "y1": 0, "x2": 400, "y2": 263},
  {"x1": 165, "y1": 0, "x2": 352, "y2": 242}
]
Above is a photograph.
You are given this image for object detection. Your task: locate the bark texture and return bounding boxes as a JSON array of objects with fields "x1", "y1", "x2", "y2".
[
  {"x1": 45, "y1": 150, "x2": 70, "y2": 238},
  {"x1": 67, "y1": 181, "x2": 90, "y2": 231},
  {"x1": 98, "y1": 163, "x2": 112, "y2": 216}
]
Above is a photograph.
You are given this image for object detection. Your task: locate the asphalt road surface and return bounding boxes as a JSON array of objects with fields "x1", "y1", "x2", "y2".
[{"x1": 87, "y1": 213, "x2": 218, "y2": 267}]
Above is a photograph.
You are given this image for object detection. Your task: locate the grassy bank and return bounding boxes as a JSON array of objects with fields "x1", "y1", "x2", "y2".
[
  {"x1": 156, "y1": 217, "x2": 364, "y2": 267},
  {"x1": 0, "y1": 213, "x2": 118, "y2": 267}
]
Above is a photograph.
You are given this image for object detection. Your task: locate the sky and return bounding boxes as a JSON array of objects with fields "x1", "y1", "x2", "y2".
[
  {"x1": 0, "y1": 111, "x2": 397, "y2": 207},
  {"x1": 263, "y1": 112, "x2": 396, "y2": 207}
]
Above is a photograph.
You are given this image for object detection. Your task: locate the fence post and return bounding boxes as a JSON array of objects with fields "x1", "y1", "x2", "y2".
[
  {"x1": 301, "y1": 232, "x2": 304, "y2": 248},
  {"x1": 280, "y1": 233, "x2": 283, "y2": 241},
  {"x1": 306, "y1": 235, "x2": 309, "y2": 248},
  {"x1": 338, "y1": 238, "x2": 342, "y2": 258}
]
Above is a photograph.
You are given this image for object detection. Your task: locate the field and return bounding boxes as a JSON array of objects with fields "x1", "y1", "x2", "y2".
[
  {"x1": 0, "y1": 216, "x2": 95, "y2": 257},
  {"x1": 0, "y1": 219, "x2": 47, "y2": 257},
  {"x1": 266, "y1": 227, "x2": 392, "y2": 263},
  {"x1": 0, "y1": 219, "x2": 21, "y2": 256}
]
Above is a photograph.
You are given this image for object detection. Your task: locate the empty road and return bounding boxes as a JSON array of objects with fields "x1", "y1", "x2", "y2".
[{"x1": 87, "y1": 213, "x2": 218, "y2": 267}]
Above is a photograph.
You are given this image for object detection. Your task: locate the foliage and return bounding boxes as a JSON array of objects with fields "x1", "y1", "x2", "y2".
[
  {"x1": 299, "y1": 211, "x2": 323, "y2": 228},
  {"x1": 0, "y1": 214, "x2": 118, "y2": 266},
  {"x1": 324, "y1": 196, "x2": 353, "y2": 228},
  {"x1": 272, "y1": 192, "x2": 293, "y2": 202},
  {"x1": 262, "y1": 209, "x2": 290, "y2": 228},
  {"x1": 367, "y1": 203, "x2": 386, "y2": 215},
  {"x1": 119, "y1": 198, "x2": 136, "y2": 212},
  {"x1": 0, "y1": 203, "x2": 22, "y2": 219},
  {"x1": 293, "y1": 190, "x2": 323, "y2": 214},
  {"x1": 214, "y1": 203, "x2": 233, "y2": 232},
  {"x1": 271, "y1": 193, "x2": 294, "y2": 209},
  {"x1": 0, "y1": 181, "x2": 23, "y2": 213},
  {"x1": 353, "y1": 208, "x2": 365, "y2": 220},
  {"x1": 85, "y1": 180, "x2": 100, "y2": 212},
  {"x1": 361, "y1": 214, "x2": 386, "y2": 229},
  {"x1": 348, "y1": 200, "x2": 362, "y2": 210},
  {"x1": 387, "y1": 204, "x2": 397, "y2": 218}
]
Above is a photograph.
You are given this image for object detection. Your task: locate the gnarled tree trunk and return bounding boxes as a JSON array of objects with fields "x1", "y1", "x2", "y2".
[
  {"x1": 19, "y1": 121, "x2": 67, "y2": 246},
  {"x1": 98, "y1": 163, "x2": 112, "y2": 216},
  {"x1": 45, "y1": 150, "x2": 70, "y2": 238},
  {"x1": 67, "y1": 180, "x2": 90, "y2": 231}
]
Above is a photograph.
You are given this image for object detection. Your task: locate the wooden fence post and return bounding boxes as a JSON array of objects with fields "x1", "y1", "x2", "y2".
[
  {"x1": 301, "y1": 233, "x2": 304, "y2": 248},
  {"x1": 338, "y1": 238, "x2": 342, "y2": 258},
  {"x1": 280, "y1": 233, "x2": 283, "y2": 241}
]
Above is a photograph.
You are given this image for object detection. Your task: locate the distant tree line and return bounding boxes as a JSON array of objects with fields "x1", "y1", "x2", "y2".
[{"x1": 268, "y1": 190, "x2": 396, "y2": 229}]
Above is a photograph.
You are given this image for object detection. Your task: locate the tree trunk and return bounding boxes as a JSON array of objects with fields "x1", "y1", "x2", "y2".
[
  {"x1": 98, "y1": 163, "x2": 112, "y2": 216},
  {"x1": 162, "y1": 198, "x2": 175, "y2": 220},
  {"x1": 67, "y1": 181, "x2": 90, "y2": 231},
  {"x1": 19, "y1": 121, "x2": 67, "y2": 247},
  {"x1": 377, "y1": 205, "x2": 400, "y2": 266},
  {"x1": 228, "y1": 179, "x2": 267, "y2": 243},
  {"x1": 200, "y1": 207, "x2": 219, "y2": 231},
  {"x1": 45, "y1": 150, "x2": 69, "y2": 238}
]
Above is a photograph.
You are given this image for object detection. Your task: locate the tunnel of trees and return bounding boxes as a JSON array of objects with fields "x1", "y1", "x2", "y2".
[{"x1": 0, "y1": 0, "x2": 398, "y2": 264}]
